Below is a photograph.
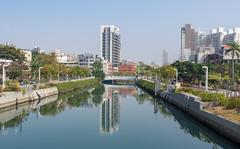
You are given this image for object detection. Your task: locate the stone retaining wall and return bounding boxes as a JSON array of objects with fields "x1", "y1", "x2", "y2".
[
  {"x1": 160, "y1": 91, "x2": 240, "y2": 144},
  {"x1": 0, "y1": 87, "x2": 58, "y2": 109}
]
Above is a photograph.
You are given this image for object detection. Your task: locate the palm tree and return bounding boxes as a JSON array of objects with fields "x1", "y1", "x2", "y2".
[{"x1": 225, "y1": 42, "x2": 240, "y2": 81}]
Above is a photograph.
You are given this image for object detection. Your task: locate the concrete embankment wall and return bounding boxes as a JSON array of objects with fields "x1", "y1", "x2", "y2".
[
  {"x1": 160, "y1": 92, "x2": 240, "y2": 144},
  {"x1": 136, "y1": 79, "x2": 240, "y2": 144},
  {"x1": 0, "y1": 87, "x2": 58, "y2": 109}
]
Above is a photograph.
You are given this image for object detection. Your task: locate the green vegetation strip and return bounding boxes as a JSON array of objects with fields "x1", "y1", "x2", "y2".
[
  {"x1": 137, "y1": 79, "x2": 240, "y2": 110},
  {"x1": 136, "y1": 79, "x2": 155, "y2": 94},
  {"x1": 53, "y1": 79, "x2": 98, "y2": 93},
  {"x1": 179, "y1": 88, "x2": 240, "y2": 109}
]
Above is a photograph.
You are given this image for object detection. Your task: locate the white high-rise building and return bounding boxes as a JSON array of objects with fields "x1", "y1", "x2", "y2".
[
  {"x1": 101, "y1": 25, "x2": 121, "y2": 67},
  {"x1": 203, "y1": 27, "x2": 226, "y2": 54},
  {"x1": 223, "y1": 27, "x2": 240, "y2": 45},
  {"x1": 162, "y1": 50, "x2": 169, "y2": 65}
]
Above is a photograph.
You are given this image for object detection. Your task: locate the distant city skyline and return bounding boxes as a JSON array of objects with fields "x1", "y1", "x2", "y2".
[{"x1": 0, "y1": 0, "x2": 240, "y2": 64}]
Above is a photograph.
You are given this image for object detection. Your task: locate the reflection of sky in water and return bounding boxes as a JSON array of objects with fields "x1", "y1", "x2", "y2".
[{"x1": 0, "y1": 85, "x2": 238, "y2": 149}]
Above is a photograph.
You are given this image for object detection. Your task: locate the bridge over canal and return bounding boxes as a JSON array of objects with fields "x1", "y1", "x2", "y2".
[{"x1": 103, "y1": 76, "x2": 136, "y2": 85}]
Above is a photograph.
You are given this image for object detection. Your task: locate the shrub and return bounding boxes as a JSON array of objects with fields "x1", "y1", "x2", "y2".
[
  {"x1": 179, "y1": 88, "x2": 240, "y2": 109},
  {"x1": 225, "y1": 98, "x2": 240, "y2": 109},
  {"x1": 4, "y1": 80, "x2": 20, "y2": 92},
  {"x1": 21, "y1": 88, "x2": 27, "y2": 95}
]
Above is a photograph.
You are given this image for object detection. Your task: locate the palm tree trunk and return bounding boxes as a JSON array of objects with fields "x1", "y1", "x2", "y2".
[{"x1": 232, "y1": 59, "x2": 234, "y2": 80}]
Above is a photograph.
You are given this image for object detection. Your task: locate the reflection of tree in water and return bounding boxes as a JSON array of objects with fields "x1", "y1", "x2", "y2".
[
  {"x1": 40, "y1": 86, "x2": 105, "y2": 116},
  {"x1": 0, "y1": 86, "x2": 104, "y2": 131},
  {"x1": 0, "y1": 110, "x2": 29, "y2": 128},
  {"x1": 67, "y1": 91, "x2": 90, "y2": 107},
  {"x1": 156, "y1": 100, "x2": 172, "y2": 118},
  {"x1": 135, "y1": 91, "x2": 172, "y2": 118},
  {"x1": 40, "y1": 90, "x2": 90, "y2": 116},
  {"x1": 135, "y1": 92, "x2": 153, "y2": 104},
  {"x1": 40, "y1": 102, "x2": 59, "y2": 116},
  {"x1": 92, "y1": 85, "x2": 105, "y2": 106}
]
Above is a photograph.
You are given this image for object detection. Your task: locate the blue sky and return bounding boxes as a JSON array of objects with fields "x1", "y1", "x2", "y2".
[{"x1": 0, "y1": 0, "x2": 239, "y2": 64}]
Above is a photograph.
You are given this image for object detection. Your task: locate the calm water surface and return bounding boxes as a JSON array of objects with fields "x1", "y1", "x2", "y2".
[{"x1": 0, "y1": 85, "x2": 239, "y2": 149}]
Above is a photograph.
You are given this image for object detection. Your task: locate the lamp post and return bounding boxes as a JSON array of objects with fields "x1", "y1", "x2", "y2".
[
  {"x1": 2, "y1": 65, "x2": 8, "y2": 90},
  {"x1": 202, "y1": 66, "x2": 208, "y2": 91},
  {"x1": 174, "y1": 68, "x2": 178, "y2": 83},
  {"x1": 38, "y1": 67, "x2": 44, "y2": 85}
]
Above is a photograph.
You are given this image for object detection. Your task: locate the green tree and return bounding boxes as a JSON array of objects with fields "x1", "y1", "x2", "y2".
[
  {"x1": 80, "y1": 67, "x2": 90, "y2": 77},
  {"x1": 225, "y1": 42, "x2": 240, "y2": 80},
  {"x1": 0, "y1": 44, "x2": 26, "y2": 62},
  {"x1": 31, "y1": 52, "x2": 58, "y2": 82},
  {"x1": 172, "y1": 61, "x2": 204, "y2": 84},
  {"x1": 0, "y1": 45, "x2": 28, "y2": 82},
  {"x1": 159, "y1": 65, "x2": 175, "y2": 81},
  {"x1": 92, "y1": 61, "x2": 105, "y2": 80},
  {"x1": 58, "y1": 64, "x2": 68, "y2": 80},
  {"x1": 7, "y1": 62, "x2": 28, "y2": 80}
]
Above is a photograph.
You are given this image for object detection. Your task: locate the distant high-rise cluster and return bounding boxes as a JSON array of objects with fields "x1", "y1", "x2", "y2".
[
  {"x1": 180, "y1": 24, "x2": 240, "y2": 63},
  {"x1": 101, "y1": 25, "x2": 121, "y2": 67}
]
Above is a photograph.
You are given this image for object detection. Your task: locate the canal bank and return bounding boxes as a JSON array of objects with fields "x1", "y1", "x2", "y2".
[
  {"x1": 0, "y1": 84, "x2": 239, "y2": 148},
  {"x1": 136, "y1": 79, "x2": 240, "y2": 144},
  {"x1": 0, "y1": 87, "x2": 58, "y2": 109},
  {"x1": 53, "y1": 78, "x2": 98, "y2": 94},
  {"x1": 0, "y1": 78, "x2": 98, "y2": 109}
]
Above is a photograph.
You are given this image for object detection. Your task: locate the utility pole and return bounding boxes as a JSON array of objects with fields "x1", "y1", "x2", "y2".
[
  {"x1": 38, "y1": 67, "x2": 44, "y2": 85},
  {"x1": 202, "y1": 66, "x2": 208, "y2": 91},
  {"x1": 2, "y1": 65, "x2": 8, "y2": 90}
]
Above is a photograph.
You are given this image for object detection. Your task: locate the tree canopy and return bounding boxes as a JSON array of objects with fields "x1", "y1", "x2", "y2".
[{"x1": 92, "y1": 61, "x2": 105, "y2": 80}]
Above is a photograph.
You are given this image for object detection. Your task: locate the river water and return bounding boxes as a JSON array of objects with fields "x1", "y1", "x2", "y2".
[{"x1": 0, "y1": 85, "x2": 238, "y2": 149}]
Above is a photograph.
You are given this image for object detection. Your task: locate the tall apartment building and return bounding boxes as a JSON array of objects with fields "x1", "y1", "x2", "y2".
[
  {"x1": 204, "y1": 27, "x2": 226, "y2": 54},
  {"x1": 223, "y1": 27, "x2": 240, "y2": 45},
  {"x1": 181, "y1": 24, "x2": 240, "y2": 63},
  {"x1": 202, "y1": 27, "x2": 240, "y2": 55},
  {"x1": 101, "y1": 25, "x2": 121, "y2": 67},
  {"x1": 180, "y1": 24, "x2": 198, "y2": 61},
  {"x1": 162, "y1": 50, "x2": 169, "y2": 65}
]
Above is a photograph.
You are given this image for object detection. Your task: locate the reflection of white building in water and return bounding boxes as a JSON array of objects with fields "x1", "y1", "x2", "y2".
[{"x1": 100, "y1": 86, "x2": 120, "y2": 135}]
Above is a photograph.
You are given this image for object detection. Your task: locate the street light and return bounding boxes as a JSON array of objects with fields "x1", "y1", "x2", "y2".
[
  {"x1": 2, "y1": 65, "x2": 8, "y2": 90},
  {"x1": 38, "y1": 67, "x2": 44, "y2": 85},
  {"x1": 174, "y1": 68, "x2": 178, "y2": 83},
  {"x1": 202, "y1": 66, "x2": 208, "y2": 91}
]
